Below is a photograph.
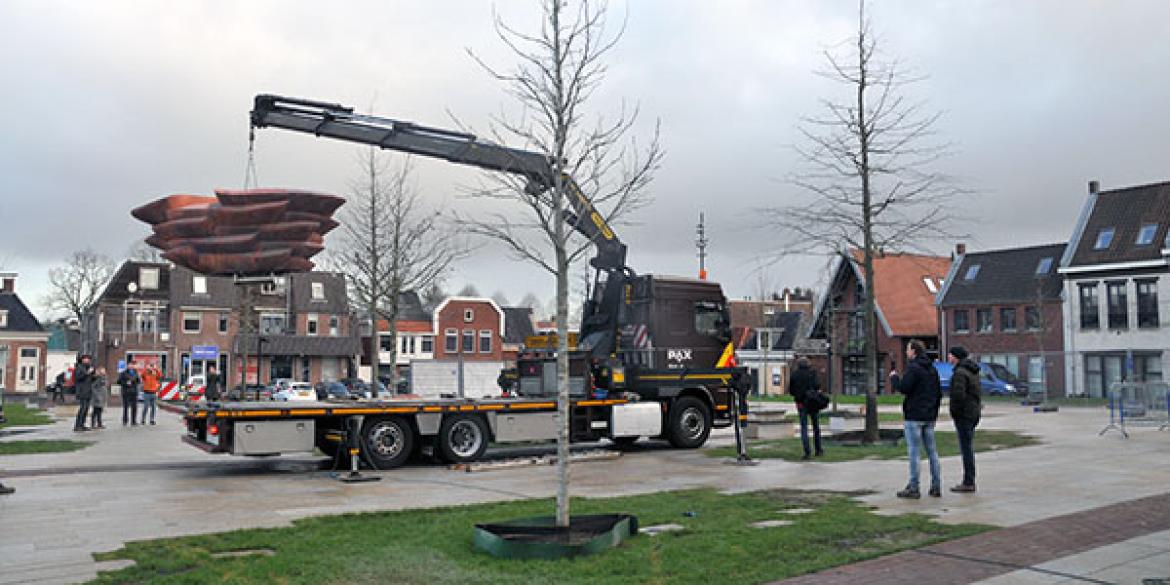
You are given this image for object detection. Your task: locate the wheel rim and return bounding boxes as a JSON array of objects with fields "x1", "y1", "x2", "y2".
[
  {"x1": 447, "y1": 419, "x2": 484, "y2": 458},
  {"x1": 680, "y1": 406, "x2": 706, "y2": 440},
  {"x1": 367, "y1": 421, "x2": 406, "y2": 460}
]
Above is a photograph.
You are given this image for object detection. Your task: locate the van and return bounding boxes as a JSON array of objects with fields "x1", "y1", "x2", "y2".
[{"x1": 933, "y1": 361, "x2": 1022, "y2": 397}]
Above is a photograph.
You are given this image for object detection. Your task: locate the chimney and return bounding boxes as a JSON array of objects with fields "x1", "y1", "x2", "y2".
[
  {"x1": 0, "y1": 272, "x2": 16, "y2": 294},
  {"x1": 1089, "y1": 180, "x2": 1099, "y2": 194},
  {"x1": 955, "y1": 243, "x2": 967, "y2": 256}
]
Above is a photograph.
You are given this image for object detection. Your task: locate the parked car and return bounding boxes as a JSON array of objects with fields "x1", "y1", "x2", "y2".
[
  {"x1": 934, "y1": 361, "x2": 1021, "y2": 397},
  {"x1": 272, "y1": 381, "x2": 316, "y2": 402},
  {"x1": 231, "y1": 383, "x2": 270, "y2": 401},
  {"x1": 317, "y1": 381, "x2": 352, "y2": 400},
  {"x1": 987, "y1": 363, "x2": 1029, "y2": 396}
]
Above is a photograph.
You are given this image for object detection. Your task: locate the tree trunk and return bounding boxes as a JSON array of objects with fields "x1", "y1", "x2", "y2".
[{"x1": 858, "y1": 18, "x2": 880, "y2": 444}]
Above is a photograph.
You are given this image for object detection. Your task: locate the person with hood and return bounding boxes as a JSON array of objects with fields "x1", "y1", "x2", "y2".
[
  {"x1": 90, "y1": 367, "x2": 109, "y2": 429},
  {"x1": 72, "y1": 354, "x2": 96, "y2": 432},
  {"x1": 890, "y1": 339, "x2": 942, "y2": 499},
  {"x1": 947, "y1": 346, "x2": 981, "y2": 493},
  {"x1": 118, "y1": 362, "x2": 141, "y2": 426},
  {"x1": 787, "y1": 357, "x2": 824, "y2": 460}
]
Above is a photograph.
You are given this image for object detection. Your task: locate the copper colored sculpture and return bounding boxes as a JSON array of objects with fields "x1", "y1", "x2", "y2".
[{"x1": 132, "y1": 188, "x2": 344, "y2": 276}]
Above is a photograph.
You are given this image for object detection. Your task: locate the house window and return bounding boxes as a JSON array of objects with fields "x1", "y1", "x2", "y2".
[
  {"x1": 218, "y1": 312, "x2": 229, "y2": 334},
  {"x1": 132, "y1": 309, "x2": 156, "y2": 334},
  {"x1": 1000, "y1": 308, "x2": 1017, "y2": 332},
  {"x1": 421, "y1": 336, "x2": 434, "y2": 353},
  {"x1": 182, "y1": 312, "x2": 201, "y2": 333},
  {"x1": 1106, "y1": 281, "x2": 1128, "y2": 329},
  {"x1": 260, "y1": 314, "x2": 286, "y2": 335},
  {"x1": 409, "y1": 336, "x2": 416, "y2": 354},
  {"x1": 311, "y1": 282, "x2": 325, "y2": 301},
  {"x1": 1027, "y1": 356, "x2": 1046, "y2": 395},
  {"x1": 329, "y1": 316, "x2": 339, "y2": 336},
  {"x1": 964, "y1": 264, "x2": 980, "y2": 281},
  {"x1": 380, "y1": 335, "x2": 394, "y2": 352},
  {"x1": 1093, "y1": 228, "x2": 1114, "y2": 250},
  {"x1": 479, "y1": 330, "x2": 492, "y2": 353},
  {"x1": 1025, "y1": 306, "x2": 1042, "y2": 331},
  {"x1": 400, "y1": 335, "x2": 409, "y2": 354},
  {"x1": 307, "y1": 314, "x2": 319, "y2": 336},
  {"x1": 20, "y1": 347, "x2": 38, "y2": 358},
  {"x1": 1079, "y1": 283, "x2": 1099, "y2": 329},
  {"x1": 1085, "y1": 354, "x2": 1125, "y2": 398},
  {"x1": 192, "y1": 276, "x2": 207, "y2": 295},
  {"x1": 463, "y1": 309, "x2": 474, "y2": 322},
  {"x1": 462, "y1": 329, "x2": 475, "y2": 353},
  {"x1": 260, "y1": 281, "x2": 281, "y2": 295},
  {"x1": 444, "y1": 328, "x2": 457, "y2": 352},
  {"x1": 1036, "y1": 257, "x2": 1053, "y2": 274},
  {"x1": 976, "y1": 309, "x2": 993, "y2": 333},
  {"x1": 953, "y1": 309, "x2": 970, "y2": 333},
  {"x1": 0, "y1": 310, "x2": 7, "y2": 328},
  {"x1": 1136, "y1": 224, "x2": 1158, "y2": 246},
  {"x1": 139, "y1": 267, "x2": 160, "y2": 290},
  {"x1": 1135, "y1": 279, "x2": 1160, "y2": 328},
  {"x1": 1134, "y1": 353, "x2": 1164, "y2": 383},
  {"x1": 922, "y1": 277, "x2": 938, "y2": 294}
]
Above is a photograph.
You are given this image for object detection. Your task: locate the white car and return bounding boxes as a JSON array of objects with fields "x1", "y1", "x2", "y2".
[{"x1": 272, "y1": 382, "x2": 316, "y2": 402}]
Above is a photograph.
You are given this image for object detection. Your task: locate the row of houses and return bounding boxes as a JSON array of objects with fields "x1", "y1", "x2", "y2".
[{"x1": 809, "y1": 180, "x2": 1170, "y2": 398}]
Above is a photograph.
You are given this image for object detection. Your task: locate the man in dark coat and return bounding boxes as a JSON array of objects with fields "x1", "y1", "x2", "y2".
[
  {"x1": 947, "y1": 346, "x2": 981, "y2": 493},
  {"x1": 204, "y1": 364, "x2": 222, "y2": 402},
  {"x1": 891, "y1": 339, "x2": 942, "y2": 499},
  {"x1": 72, "y1": 355, "x2": 96, "y2": 432},
  {"x1": 788, "y1": 357, "x2": 823, "y2": 460},
  {"x1": 117, "y1": 363, "x2": 140, "y2": 426}
]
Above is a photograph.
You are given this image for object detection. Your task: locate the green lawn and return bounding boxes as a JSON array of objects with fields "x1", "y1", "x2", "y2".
[
  {"x1": 756, "y1": 394, "x2": 905, "y2": 406},
  {"x1": 0, "y1": 439, "x2": 92, "y2": 455},
  {"x1": 765, "y1": 411, "x2": 903, "y2": 424},
  {"x1": 0, "y1": 403, "x2": 55, "y2": 428},
  {"x1": 706, "y1": 430, "x2": 1039, "y2": 462},
  {"x1": 92, "y1": 488, "x2": 989, "y2": 585}
]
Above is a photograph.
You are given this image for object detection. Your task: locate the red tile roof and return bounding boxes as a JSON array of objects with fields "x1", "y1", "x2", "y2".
[
  {"x1": 851, "y1": 250, "x2": 951, "y2": 337},
  {"x1": 377, "y1": 319, "x2": 433, "y2": 333}
]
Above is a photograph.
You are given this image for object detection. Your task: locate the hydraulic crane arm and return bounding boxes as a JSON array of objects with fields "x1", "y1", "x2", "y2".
[{"x1": 250, "y1": 94, "x2": 627, "y2": 271}]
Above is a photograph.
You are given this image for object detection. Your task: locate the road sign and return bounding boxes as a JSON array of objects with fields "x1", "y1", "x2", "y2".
[{"x1": 192, "y1": 345, "x2": 219, "y2": 360}]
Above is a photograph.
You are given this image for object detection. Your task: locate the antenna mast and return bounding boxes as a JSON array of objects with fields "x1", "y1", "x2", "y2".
[{"x1": 696, "y1": 212, "x2": 709, "y2": 280}]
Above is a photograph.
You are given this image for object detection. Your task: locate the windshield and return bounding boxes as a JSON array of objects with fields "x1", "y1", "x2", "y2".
[{"x1": 694, "y1": 301, "x2": 729, "y2": 339}]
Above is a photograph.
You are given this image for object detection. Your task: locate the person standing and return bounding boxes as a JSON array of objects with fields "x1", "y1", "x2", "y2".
[
  {"x1": 891, "y1": 339, "x2": 943, "y2": 499},
  {"x1": 788, "y1": 357, "x2": 824, "y2": 460},
  {"x1": 118, "y1": 363, "x2": 141, "y2": 426},
  {"x1": 140, "y1": 363, "x2": 161, "y2": 425},
  {"x1": 204, "y1": 364, "x2": 222, "y2": 402},
  {"x1": 53, "y1": 371, "x2": 66, "y2": 404},
  {"x1": 90, "y1": 367, "x2": 109, "y2": 429},
  {"x1": 947, "y1": 346, "x2": 981, "y2": 493},
  {"x1": 72, "y1": 355, "x2": 96, "y2": 432}
]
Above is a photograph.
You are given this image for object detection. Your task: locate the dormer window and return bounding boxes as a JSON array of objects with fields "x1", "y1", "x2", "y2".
[
  {"x1": 463, "y1": 309, "x2": 475, "y2": 322},
  {"x1": 0, "y1": 310, "x2": 8, "y2": 328},
  {"x1": 192, "y1": 276, "x2": 208, "y2": 295},
  {"x1": 1136, "y1": 224, "x2": 1157, "y2": 246},
  {"x1": 1093, "y1": 228, "x2": 1114, "y2": 250},
  {"x1": 922, "y1": 277, "x2": 938, "y2": 294},
  {"x1": 1036, "y1": 257, "x2": 1053, "y2": 275},
  {"x1": 964, "y1": 264, "x2": 980, "y2": 281},
  {"x1": 311, "y1": 282, "x2": 325, "y2": 301}
]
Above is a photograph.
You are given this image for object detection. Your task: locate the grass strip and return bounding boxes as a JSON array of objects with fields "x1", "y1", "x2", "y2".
[
  {"x1": 0, "y1": 439, "x2": 92, "y2": 455},
  {"x1": 0, "y1": 404, "x2": 55, "y2": 428},
  {"x1": 705, "y1": 430, "x2": 1039, "y2": 462}
]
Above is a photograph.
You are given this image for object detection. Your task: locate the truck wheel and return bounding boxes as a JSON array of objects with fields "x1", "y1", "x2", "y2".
[
  {"x1": 361, "y1": 417, "x2": 414, "y2": 470},
  {"x1": 437, "y1": 414, "x2": 489, "y2": 464},
  {"x1": 667, "y1": 396, "x2": 711, "y2": 449}
]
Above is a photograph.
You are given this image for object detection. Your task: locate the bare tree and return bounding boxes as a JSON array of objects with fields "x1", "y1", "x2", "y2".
[
  {"x1": 332, "y1": 149, "x2": 464, "y2": 391},
  {"x1": 490, "y1": 290, "x2": 511, "y2": 306},
  {"x1": 457, "y1": 284, "x2": 481, "y2": 297},
  {"x1": 761, "y1": 1, "x2": 964, "y2": 443},
  {"x1": 421, "y1": 282, "x2": 447, "y2": 313},
  {"x1": 44, "y1": 248, "x2": 116, "y2": 325},
  {"x1": 463, "y1": 0, "x2": 662, "y2": 526},
  {"x1": 127, "y1": 238, "x2": 164, "y2": 262},
  {"x1": 517, "y1": 292, "x2": 542, "y2": 310}
]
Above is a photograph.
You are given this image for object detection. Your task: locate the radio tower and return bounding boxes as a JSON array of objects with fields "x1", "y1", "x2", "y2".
[{"x1": 696, "y1": 212, "x2": 709, "y2": 280}]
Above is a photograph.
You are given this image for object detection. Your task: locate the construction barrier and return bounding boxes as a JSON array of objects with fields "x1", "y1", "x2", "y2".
[
  {"x1": 159, "y1": 380, "x2": 181, "y2": 401},
  {"x1": 1098, "y1": 382, "x2": 1170, "y2": 438}
]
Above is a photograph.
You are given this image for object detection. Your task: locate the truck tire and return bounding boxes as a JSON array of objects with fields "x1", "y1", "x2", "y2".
[
  {"x1": 436, "y1": 414, "x2": 489, "y2": 464},
  {"x1": 361, "y1": 417, "x2": 414, "y2": 470},
  {"x1": 667, "y1": 396, "x2": 711, "y2": 449}
]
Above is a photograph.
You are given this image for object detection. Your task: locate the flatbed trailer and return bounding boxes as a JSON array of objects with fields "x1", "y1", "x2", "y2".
[{"x1": 182, "y1": 390, "x2": 740, "y2": 470}]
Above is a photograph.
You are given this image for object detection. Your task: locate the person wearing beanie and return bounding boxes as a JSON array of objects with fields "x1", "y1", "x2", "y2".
[{"x1": 948, "y1": 345, "x2": 982, "y2": 493}]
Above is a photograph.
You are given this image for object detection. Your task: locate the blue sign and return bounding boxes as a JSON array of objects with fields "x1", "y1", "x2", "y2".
[
  {"x1": 117, "y1": 360, "x2": 126, "y2": 372},
  {"x1": 192, "y1": 345, "x2": 219, "y2": 360}
]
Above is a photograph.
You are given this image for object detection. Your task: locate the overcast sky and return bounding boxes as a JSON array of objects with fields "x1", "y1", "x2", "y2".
[{"x1": 3, "y1": 1, "x2": 1169, "y2": 318}]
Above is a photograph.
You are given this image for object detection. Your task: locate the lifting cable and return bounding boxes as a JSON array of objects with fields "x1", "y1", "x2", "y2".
[{"x1": 243, "y1": 127, "x2": 259, "y2": 189}]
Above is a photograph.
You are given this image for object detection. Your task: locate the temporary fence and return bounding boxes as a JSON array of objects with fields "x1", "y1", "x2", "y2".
[{"x1": 1098, "y1": 382, "x2": 1170, "y2": 438}]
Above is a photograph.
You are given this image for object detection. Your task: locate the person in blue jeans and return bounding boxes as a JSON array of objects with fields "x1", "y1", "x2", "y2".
[
  {"x1": 787, "y1": 357, "x2": 823, "y2": 460},
  {"x1": 890, "y1": 339, "x2": 942, "y2": 499}
]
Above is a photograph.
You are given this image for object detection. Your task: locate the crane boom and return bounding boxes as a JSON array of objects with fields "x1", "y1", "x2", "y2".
[{"x1": 250, "y1": 94, "x2": 627, "y2": 271}]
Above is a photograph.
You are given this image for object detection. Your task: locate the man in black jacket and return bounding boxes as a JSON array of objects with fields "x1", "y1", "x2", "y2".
[
  {"x1": 787, "y1": 357, "x2": 823, "y2": 460},
  {"x1": 891, "y1": 339, "x2": 942, "y2": 499},
  {"x1": 118, "y1": 363, "x2": 140, "y2": 426},
  {"x1": 72, "y1": 355, "x2": 95, "y2": 432},
  {"x1": 204, "y1": 364, "x2": 222, "y2": 402},
  {"x1": 947, "y1": 346, "x2": 981, "y2": 493}
]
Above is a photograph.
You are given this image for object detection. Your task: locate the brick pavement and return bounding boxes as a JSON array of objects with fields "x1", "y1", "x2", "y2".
[{"x1": 776, "y1": 491, "x2": 1170, "y2": 584}]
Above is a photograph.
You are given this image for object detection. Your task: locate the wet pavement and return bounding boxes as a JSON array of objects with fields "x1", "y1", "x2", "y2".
[{"x1": 0, "y1": 401, "x2": 1167, "y2": 584}]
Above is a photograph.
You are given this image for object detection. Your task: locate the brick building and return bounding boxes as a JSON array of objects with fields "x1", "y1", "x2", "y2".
[
  {"x1": 809, "y1": 251, "x2": 951, "y2": 395},
  {"x1": 433, "y1": 297, "x2": 506, "y2": 361},
  {"x1": 0, "y1": 273, "x2": 49, "y2": 394},
  {"x1": 938, "y1": 243, "x2": 1068, "y2": 397}
]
